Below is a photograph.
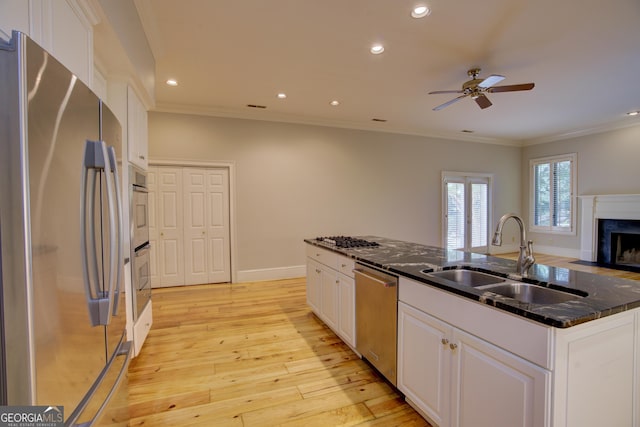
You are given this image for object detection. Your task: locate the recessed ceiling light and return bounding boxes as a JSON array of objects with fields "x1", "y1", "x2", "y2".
[
  {"x1": 330, "y1": 100, "x2": 340, "y2": 106},
  {"x1": 411, "y1": 5, "x2": 431, "y2": 18},
  {"x1": 277, "y1": 93, "x2": 287, "y2": 99},
  {"x1": 370, "y1": 44, "x2": 385, "y2": 55},
  {"x1": 627, "y1": 111, "x2": 639, "y2": 116},
  {"x1": 166, "y1": 79, "x2": 178, "y2": 86}
]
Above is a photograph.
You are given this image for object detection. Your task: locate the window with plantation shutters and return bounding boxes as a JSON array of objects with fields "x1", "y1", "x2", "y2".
[
  {"x1": 443, "y1": 172, "x2": 492, "y2": 252},
  {"x1": 530, "y1": 154, "x2": 576, "y2": 233}
]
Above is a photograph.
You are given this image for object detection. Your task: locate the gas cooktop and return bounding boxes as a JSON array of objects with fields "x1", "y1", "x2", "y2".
[{"x1": 315, "y1": 236, "x2": 380, "y2": 249}]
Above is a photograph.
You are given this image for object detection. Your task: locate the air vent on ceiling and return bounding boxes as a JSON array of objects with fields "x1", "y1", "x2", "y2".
[
  {"x1": 247, "y1": 104, "x2": 267, "y2": 109},
  {"x1": 371, "y1": 118, "x2": 387, "y2": 122},
  {"x1": 461, "y1": 129, "x2": 474, "y2": 133}
]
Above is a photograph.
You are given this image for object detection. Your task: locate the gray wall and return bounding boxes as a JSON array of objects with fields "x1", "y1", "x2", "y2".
[
  {"x1": 149, "y1": 112, "x2": 522, "y2": 273},
  {"x1": 522, "y1": 124, "x2": 640, "y2": 256}
]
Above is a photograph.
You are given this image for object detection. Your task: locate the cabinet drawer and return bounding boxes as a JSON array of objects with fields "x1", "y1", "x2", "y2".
[
  {"x1": 306, "y1": 245, "x2": 338, "y2": 270},
  {"x1": 337, "y1": 255, "x2": 355, "y2": 277}
]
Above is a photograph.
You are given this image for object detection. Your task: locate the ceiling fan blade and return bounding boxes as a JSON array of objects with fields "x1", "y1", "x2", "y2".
[
  {"x1": 488, "y1": 83, "x2": 535, "y2": 93},
  {"x1": 478, "y1": 74, "x2": 505, "y2": 88},
  {"x1": 433, "y1": 94, "x2": 467, "y2": 111},
  {"x1": 474, "y1": 94, "x2": 492, "y2": 109},
  {"x1": 428, "y1": 90, "x2": 464, "y2": 95}
]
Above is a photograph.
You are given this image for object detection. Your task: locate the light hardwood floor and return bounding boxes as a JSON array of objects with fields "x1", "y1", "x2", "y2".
[
  {"x1": 127, "y1": 254, "x2": 639, "y2": 426},
  {"x1": 128, "y1": 278, "x2": 430, "y2": 426}
]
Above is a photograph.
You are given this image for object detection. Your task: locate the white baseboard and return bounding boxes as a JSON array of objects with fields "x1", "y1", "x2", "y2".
[{"x1": 236, "y1": 264, "x2": 306, "y2": 283}]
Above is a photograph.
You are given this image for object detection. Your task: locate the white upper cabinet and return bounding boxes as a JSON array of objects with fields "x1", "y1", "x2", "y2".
[
  {"x1": 1, "y1": 0, "x2": 97, "y2": 86},
  {"x1": 127, "y1": 85, "x2": 148, "y2": 169}
]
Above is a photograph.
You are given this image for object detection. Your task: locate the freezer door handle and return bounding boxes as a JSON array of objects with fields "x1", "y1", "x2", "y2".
[
  {"x1": 80, "y1": 140, "x2": 115, "y2": 326},
  {"x1": 107, "y1": 146, "x2": 123, "y2": 317},
  {"x1": 66, "y1": 340, "x2": 133, "y2": 427}
]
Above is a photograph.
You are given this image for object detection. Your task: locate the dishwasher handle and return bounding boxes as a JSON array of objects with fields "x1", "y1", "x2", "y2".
[{"x1": 353, "y1": 268, "x2": 396, "y2": 287}]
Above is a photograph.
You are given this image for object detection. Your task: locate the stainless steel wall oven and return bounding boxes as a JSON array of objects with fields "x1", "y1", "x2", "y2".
[{"x1": 130, "y1": 165, "x2": 151, "y2": 320}]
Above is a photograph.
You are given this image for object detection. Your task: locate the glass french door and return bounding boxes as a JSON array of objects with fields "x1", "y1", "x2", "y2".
[{"x1": 443, "y1": 174, "x2": 491, "y2": 252}]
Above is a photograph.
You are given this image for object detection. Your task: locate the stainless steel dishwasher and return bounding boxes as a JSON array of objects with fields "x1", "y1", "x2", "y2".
[{"x1": 354, "y1": 262, "x2": 398, "y2": 386}]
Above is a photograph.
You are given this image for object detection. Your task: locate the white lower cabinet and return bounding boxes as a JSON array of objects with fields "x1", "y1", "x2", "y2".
[
  {"x1": 305, "y1": 245, "x2": 356, "y2": 348},
  {"x1": 306, "y1": 258, "x2": 322, "y2": 313},
  {"x1": 398, "y1": 302, "x2": 550, "y2": 427}
]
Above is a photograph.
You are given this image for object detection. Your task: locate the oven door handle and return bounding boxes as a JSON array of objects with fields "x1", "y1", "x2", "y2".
[{"x1": 353, "y1": 268, "x2": 396, "y2": 287}]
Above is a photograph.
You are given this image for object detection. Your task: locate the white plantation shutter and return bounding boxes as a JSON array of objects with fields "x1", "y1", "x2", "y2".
[
  {"x1": 443, "y1": 174, "x2": 491, "y2": 252},
  {"x1": 531, "y1": 154, "x2": 575, "y2": 233},
  {"x1": 471, "y1": 182, "x2": 488, "y2": 248},
  {"x1": 447, "y1": 182, "x2": 465, "y2": 249}
]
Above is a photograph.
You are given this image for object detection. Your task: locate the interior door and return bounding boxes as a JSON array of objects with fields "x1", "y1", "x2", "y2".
[
  {"x1": 156, "y1": 167, "x2": 184, "y2": 287},
  {"x1": 206, "y1": 168, "x2": 231, "y2": 283},
  {"x1": 151, "y1": 166, "x2": 231, "y2": 287},
  {"x1": 183, "y1": 168, "x2": 209, "y2": 285}
]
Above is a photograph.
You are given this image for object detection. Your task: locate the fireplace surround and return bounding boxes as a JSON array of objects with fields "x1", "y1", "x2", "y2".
[{"x1": 579, "y1": 194, "x2": 640, "y2": 271}]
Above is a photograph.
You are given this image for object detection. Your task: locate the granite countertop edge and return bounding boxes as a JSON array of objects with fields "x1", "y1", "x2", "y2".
[{"x1": 304, "y1": 236, "x2": 640, "y2": 328}]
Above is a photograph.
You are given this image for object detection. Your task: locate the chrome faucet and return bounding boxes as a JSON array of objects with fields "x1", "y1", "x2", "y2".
[{"x1": 492, "y1": 213, "x2": 535, "y2": 276}]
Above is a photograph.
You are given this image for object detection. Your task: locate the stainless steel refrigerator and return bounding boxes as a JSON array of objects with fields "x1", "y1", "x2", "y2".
[{"x1": 0, "y1": 31, "x2": 131, "y2": 426}]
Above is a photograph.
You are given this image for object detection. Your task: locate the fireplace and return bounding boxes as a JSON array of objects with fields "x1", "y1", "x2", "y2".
[
  {"x1": 597, "y1": 219, "x2": 640, "y2": 271},
  {"x1": 579, "y1": 194, "x2": 640, "y2": 271}
]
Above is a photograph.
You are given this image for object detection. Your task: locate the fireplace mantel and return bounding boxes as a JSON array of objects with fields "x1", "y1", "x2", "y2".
[{"x1": 579, "y1": 194, "x2": 640, "y2": 261}]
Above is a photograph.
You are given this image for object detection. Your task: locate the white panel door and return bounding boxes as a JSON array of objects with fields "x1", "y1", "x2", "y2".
[
  {"x1": 183, "y1": 168, "x2": 209, "y2": 285},
  {"x1": 206, "y1": 168, "x2": 231, "y2": 283},
  {"x1": 147, "y1": 168, "x2": 159, "y2": 286},
  {"x1": 156, "y1": 167, "x2": 184, "y2": 287}
]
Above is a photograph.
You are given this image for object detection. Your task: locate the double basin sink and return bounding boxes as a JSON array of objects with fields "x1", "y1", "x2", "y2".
[{"x1": 423, "y1": 268, "x2": 587, "y2": 305}]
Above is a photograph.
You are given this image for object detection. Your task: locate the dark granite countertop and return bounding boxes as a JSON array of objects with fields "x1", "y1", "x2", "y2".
[{"x1": 304, "y1": 236, "x2": 640, "y2": 328}]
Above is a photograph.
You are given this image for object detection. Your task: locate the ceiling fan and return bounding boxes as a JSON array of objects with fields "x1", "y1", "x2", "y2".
[{"x1": 429, "y1": 68, "x2": 535, "y2": 111}]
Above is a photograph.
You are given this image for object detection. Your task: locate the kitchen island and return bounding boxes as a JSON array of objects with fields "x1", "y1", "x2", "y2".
[{"x1": 304, "y1": 236, "x2": 640, "y2": 427}]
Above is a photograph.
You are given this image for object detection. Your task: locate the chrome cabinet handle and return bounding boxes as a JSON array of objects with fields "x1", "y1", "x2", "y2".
[
  {"x1": 450, "y1": 343, "x2": 458, "y2": 350},
  {"x1": 441, "y1": 338, "x2": 449, "y2": 345}
]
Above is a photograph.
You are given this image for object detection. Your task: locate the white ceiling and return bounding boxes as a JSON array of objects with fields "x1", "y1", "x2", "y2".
[{"x1": 134, "y1": 0, "x2": 640, "y2": 144}]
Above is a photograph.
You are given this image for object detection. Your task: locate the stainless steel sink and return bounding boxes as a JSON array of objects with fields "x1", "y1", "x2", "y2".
[
  {"x1": 425, "y1": 269, "x2": 506, "y2": 287},
  {"x1": 423, "y1": 267, "x2": 587, "y2": 305},
  {"x1": 480, "y1": 282, "x2": 583, "y2": 304}
]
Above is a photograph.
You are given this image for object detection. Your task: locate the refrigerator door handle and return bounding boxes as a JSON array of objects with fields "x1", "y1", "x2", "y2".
[
  {"x1": 80, "y1": 140, "x2": 114, "y2": 326},
  {"x1": 66, "y1": 340, "x2": 133, "y2": 427},
  {"x1": 107, "y1": 145, "x2": 123, "y2": 317}
]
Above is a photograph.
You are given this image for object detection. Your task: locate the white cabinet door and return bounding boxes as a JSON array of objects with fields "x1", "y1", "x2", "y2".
[
  {"x1": 306, "y1": 259, "x2": 321, "y2": 314},
  {"x1": 452, "y1": 329, "x2": 550, "y2": 427},
  {"x1": 127, "y1": 86, "x2": 148, "y2": 169},
  {"x1": 398, "y1": 302, "x2": 452, "y2": 427},
  {"x1": 156, "y1": 167, "x2": 184, "y2": 287},
  {"x1": 398, "y1": 301, "x2": 550, "y2": 427},
  {"x1": 320, "y1": 266, "x2": 339, "y2": 330},
  {"x1": 206, "y1": 168, "x2": 231, "y2": 283},
  {"x1": 337, "y1": 272, "x2": 355, "y2": 347}
]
